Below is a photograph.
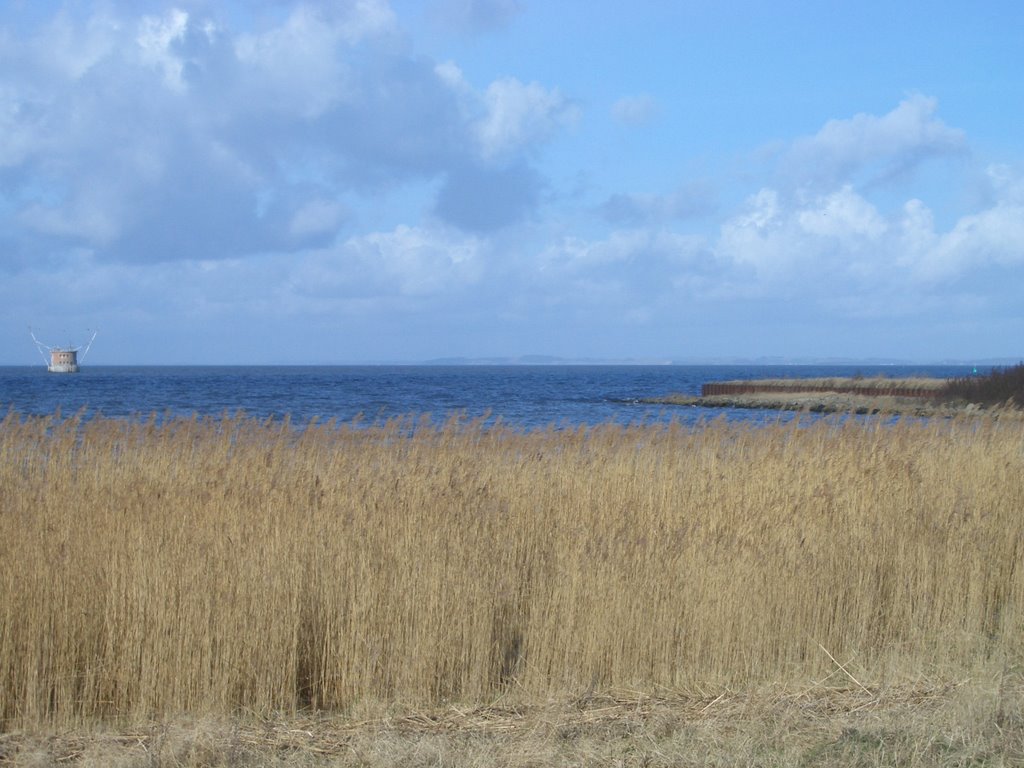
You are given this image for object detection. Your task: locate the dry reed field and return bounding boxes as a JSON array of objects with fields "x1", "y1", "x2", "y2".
[
  {"x1": 711, "y1": 376, "x2": 951, "y2": 391},
  {"x1": 2, "y1": 409, "x2": 1023, "y2": 764}
]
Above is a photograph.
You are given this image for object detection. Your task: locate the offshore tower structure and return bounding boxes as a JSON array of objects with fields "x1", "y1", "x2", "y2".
[{"x1": 29, "y1": 328, "x2": 97, "y2": 373}]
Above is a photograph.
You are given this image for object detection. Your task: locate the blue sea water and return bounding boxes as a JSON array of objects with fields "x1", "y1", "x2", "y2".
[{"x1": 0, "y1": 364, "x2": 981, "y2": 430}]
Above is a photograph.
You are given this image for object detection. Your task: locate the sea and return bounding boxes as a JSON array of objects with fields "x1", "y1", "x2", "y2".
[{"x1": 0, "y1": 364, "x2": 983, "y2": 430}]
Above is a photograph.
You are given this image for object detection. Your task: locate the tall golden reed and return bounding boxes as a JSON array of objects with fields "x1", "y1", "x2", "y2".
[{"x1": 1, "y1": 409, "x2": 1022, "y2": 728}]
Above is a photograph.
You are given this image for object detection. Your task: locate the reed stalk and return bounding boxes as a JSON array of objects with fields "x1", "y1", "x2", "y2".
[{"x1": 2, "y1": 410, "x2": 1022, "y2": 729}]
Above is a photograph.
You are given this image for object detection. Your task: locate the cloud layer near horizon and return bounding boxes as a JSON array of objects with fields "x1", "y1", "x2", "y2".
[{"x1": 2, "y1": 2, "x2": 1022, "y2": 363}]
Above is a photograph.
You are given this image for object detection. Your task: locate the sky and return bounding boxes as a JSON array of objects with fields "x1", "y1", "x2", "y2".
[{"x1": 2, "y1": 0, "x2": 1023, "y2": 365}]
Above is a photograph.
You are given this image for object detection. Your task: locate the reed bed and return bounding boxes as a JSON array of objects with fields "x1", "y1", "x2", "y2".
[
  {"x1": 1, "y1": 410, "x2": 1023, "y2": 731},
  {"x1": 946, "y1": 361, "x2": 1024, "y2": 406},
  {"x1": 715, "y1": 376, "x2": 950, "y2": 391}
]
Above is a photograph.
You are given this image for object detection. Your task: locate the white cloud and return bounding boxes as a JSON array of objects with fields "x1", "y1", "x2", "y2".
[
  {"x1": 731, "y1": 188, "x2": 782, "y2": 231},
  {"x1": 2, "y1": 222, "x2": 486, "y2": 333},
  {"x1": 783, "y1": 94, "x2": 966, "y2": 188},
  {"x1": 289, "y1": 199, "x2": 347, "y2": 238},
  {"x1": 2, "y1": 6, "x2": 1020, "y2": 367},
  {"x1": 986, "y1": 163, "x2": 1024, "y2": 204},
  {"x1": 18, "y1": 188, "x2": 122, "y2": 244},
  {"x1": 233, "y1": 6, "x2": 358, "y2": 117},
  {"x1": 541, "y1": 229, "x2": 705, "y2": 273},
  {"x1": 717, "y1": 163, "x2": 1024, "y2": 296},
  {"x1": 432, "y1": 0, "x2": 523, "y2": 33},
  {"x1": 434, "y1": 60, "x2": 471, "y2": 95},
  {"x1": 338, "y1": 224, "x2": 485, "y2": 296},
  {"x1": 717, "y1": 189, "x2": 795, "y2": 279},
  {"x1": 518, "y1": 228, "x2": 723, "y2": 324},
  {"x1": 893, "y1": 166, "x2": 1024, "y2": 282},
  {"x1": 1, "y1": 2, "x2": 578, "y2": 287},
  {"x1": 39, "y1": 9, "x2": 120, "y2": 80},
  {"x1": 719, "y1": 186, "x2": 892, "y2": 285},
  {"x1": 599, "y1": 182, "x2": 716, "y2": 225},
  {"x1": 230, "y1": 2, "x2": 397, "y2": 117},
  {"x1": 796, "y1": 185, "x2": 887, "y2": 239},
  {"x1": 432, "y1": 162, "x2": 542, "y2": 232},
  {"x1": 435, "y1": 63, "x2": 578, "y2": 160},
  {"x1": 922, "y1": 202, "x2": 1024, "y2": 280},
  {"x1": 0, "y1": 3, "x2": 484, "y2": 266},
  {"x1": 136, "y1": 8, "x2": 189, "y2": 90},
  {"x1": 896, "y1": 198, "x2": 938, "y2": 270},
  {"x1": 475, "y1": 77, "x2": 579, "y2": 159},
  {"x1": 611, "y1": 94, "x2": 658, "y2": 125},
  {"x1": 708, "y1": 102, "x2": 1020, "y2": 302},
  {"x1": 534, "y1": 230, "x2": 712, "y2": 314},
  {"x1": 335, "y1": 0, "x2": 399, "y2": 43},
  {"x1": 0, "y1": 84, "x2": 43, "y2": 167}
]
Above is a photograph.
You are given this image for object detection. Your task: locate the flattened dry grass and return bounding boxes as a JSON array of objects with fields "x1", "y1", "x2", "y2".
[
  {"x1": 1, "y1": 410, "x2": 1023, "y2": 743},
  {"x1": 3, "y1": 679, "x2": 1023, "y2": 766}
]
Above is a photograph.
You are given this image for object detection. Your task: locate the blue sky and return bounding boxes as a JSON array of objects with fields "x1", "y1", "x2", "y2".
[{"x1": 2, "y1": 0, "x2": 1022, "y2": 364}]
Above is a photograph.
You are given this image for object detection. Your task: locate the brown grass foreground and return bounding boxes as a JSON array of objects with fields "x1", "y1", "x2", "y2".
[{"x1": 2, "y1": 410, "x2": 1024, "y2": 763}]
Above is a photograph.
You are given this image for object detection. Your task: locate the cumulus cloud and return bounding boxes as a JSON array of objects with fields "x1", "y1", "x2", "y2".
[
  {"x1": 3, "y1": 8, "x2": 1019, "y2": 368},
  {"x1": 684, "y1": 98, "x2": 1024, "y2": 319},
  {"x1": 541, "y1": 229, "x2": 706, "y2": 272},
  {"x1": 432, "y1": 162, "x2": 543, "y2": 232},
  {"x1": 3, "y1": 220, "x2": 487, "y2": 337},
  {"x1": 599, "y1": 181, "x2": 716, "y2": 225},
  {"x1": 534, "y1": 229, "x2": 714, "y2": 311},
  {"x1": 233, "y1": 2, "x2": 398, "y2": 118},
  {"x1": 1, "y1": 3, "x2": 569, "y2": 269},
  {"x1": 610, "y1": 94, "x2": 658, "y2": 125},
  {"x1": 288, "y1": 198, "x2": 349, "y2": 238},
  {"x1": 475, "y1": 77, "x2": 579, "y2": 159},
  {"x1": 795, "y1": 185, "x2": 887, "y2": 239},
  {"x1": 581, "y1": 99, "x2": 987, "y2": 315},
  {"x1": 495, "y1": 228, "x2": 749, "y2": 337},
  {"x1": 430, "y1": 0, "x2": 523, "y2": 33},
  {"x1": 782, "y1": 94, "x2": 966, "y2": 189},
  {"x1": 718, "y1": 185, "x2": 897, "y2": 287},
  {"x1": 715, "y1": 162, "x2": 1024, "y2": 300},
  {"x1": 0, "y1": 2, "x2": 582, "y2": 274},
  {"x1": 434, "y1": 62, "x2": 578, "y2": 159},
  {"x1": 136, "y1": 8, "x2": 191, "y2": 90},
  {"x1": 35, "y1": 7, "x2": 120, "y2": 81},
  {"x1": 909, "y1": 197, "x2": 1024, "y2": 281},
  {"x1": 349, "y1": 224, "x2": 484, "y2": 295},
  {"x1": 290, "y1": 224, "x2": 485, "y2": 299}
]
